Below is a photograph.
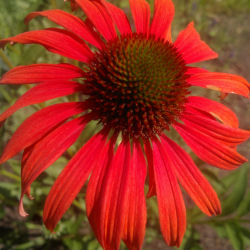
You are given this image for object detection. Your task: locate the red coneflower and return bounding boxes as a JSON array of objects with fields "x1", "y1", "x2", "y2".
[{"x1": 0, "y1": 0, "x2": 249, "y2": 248}]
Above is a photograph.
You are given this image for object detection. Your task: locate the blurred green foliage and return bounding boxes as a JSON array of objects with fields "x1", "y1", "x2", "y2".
[{"x1": 0, "y1": 0, "x2": 249, "y2": 249}]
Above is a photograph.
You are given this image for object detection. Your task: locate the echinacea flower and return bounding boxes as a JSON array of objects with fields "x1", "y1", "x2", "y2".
[{"x1": 0, "y1": 0, "x2": 249, "y2": 248}]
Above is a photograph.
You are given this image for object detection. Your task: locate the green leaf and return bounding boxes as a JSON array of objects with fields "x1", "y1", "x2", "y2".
[
  {"x1": 225, "y1": 222, "x2": 244, "y2": 250},
  {"x1": 222, "y1": 165, "x2": 248, "y2": 216},
  {"x1": 63, "y1": 239, "x2": 83, "y2": 250},
  {"x1": 179, "y1": 227, "x2": 192, "y2": 250},
  {"x1": 87, "y1": 239, "x2": 102, "y2": 250},
  {"x1": 201, "y1": 168, "x2": 225, "y2": 193},
  {"x1": 222, "y1": 167, "x2": 241, "y2": 188},
  {"x1": 236, "y1": 190, "x2": 250, "y2": 217},
  {"x1": 239, "y1": 227, "x2": 250, "y2": 246},
  {"x1": 213, "y1": 223, "x2": 227, "y2": 238},
  {"x1": 201, "y1": 168, "x2": 219, "y2": 182},
  {"x1": 179, "y1": 227, "x2": 201, "y2": 250}
]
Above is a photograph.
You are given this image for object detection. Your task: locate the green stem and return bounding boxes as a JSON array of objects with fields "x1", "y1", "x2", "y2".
[{"x1": 0, "y1": 49, "x2": 14, "y2": 69}]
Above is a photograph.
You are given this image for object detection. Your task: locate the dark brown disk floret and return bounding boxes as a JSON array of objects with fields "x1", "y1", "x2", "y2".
[{"x1": 84, "y1": 34, "x2": 189, "y2": 140}]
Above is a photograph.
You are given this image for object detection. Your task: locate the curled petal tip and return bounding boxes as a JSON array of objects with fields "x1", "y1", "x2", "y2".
[
  {"x1": 0, "y1": 39, "x2": 14, "y2": 48},
  {"x1": 208, "y1": 202, "x2": 222, "y2": 216},
  {"x1": 28, "y1": 195, "x2": 34, "y2": 200},
  {"x1": 26, "y1": 191, "x2": 34, "y2": 200},
  {"x1": 214, "y1": 208, "x2": 222, "y2": 216},
  {"x1": 19, "y1": 199, "x2": 29, "y2": 217}
]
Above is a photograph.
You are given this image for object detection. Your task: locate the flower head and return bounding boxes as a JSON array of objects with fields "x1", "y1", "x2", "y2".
[{"x1": 0, "y1": 0, "x2": 249, "y2": 248}]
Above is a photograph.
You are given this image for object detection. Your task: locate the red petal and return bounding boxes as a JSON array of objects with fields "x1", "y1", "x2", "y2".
[
  {"x1": 165, "y1": 26, "x2": 172, "y2": 42},
  {"x1": 43, "y1": 133, "x2": 107, "y2": 231},
  {"x1": 19, "y1": 116, "x2": 86, "y2": 216},
  {"x1": 161, "y1": 135, "x2": 221, "y2": 216},
  {"x1": 174, "y1": 122, "x2": 248, "y2": 170},
  {"x1": 187, "y1": 72, "x2": 250, "y2": 97},
  {"x1": 0, "y1": 28, "x2": 93, "y2": 62},
  {"x1": 99, "y1": 0, "x2": 132, "y2": 35},
  {"x1": 76, "y1": 0, "x2": 117, "y2": 41},
  {"x1": 87, "y1": 142, "x2": 134, "y2": 249},
  {"x1": 0, "y1": 102, "x2": 85, "y2": 164},
  {"x1": 150, "y1": 0, "x2": 174, "y2": 41},
  {"x1": 0, "y1": 63, "x2": 84, "y2": 84},
  {"x1": 174, "y1": 22, "x2": 218, "y2": 64},
  {"x1": 184, "y1": 105, "x2": 217, "y2": 121},
  {"x1": 86, "y1": 144, "x2": 124, "y2": 249},
  {"x1": 25, "y1": 9, "x2": 104, "y2": 49},
  {"x1": 181, "y1": 111, "x2": 250, "y2": 147},
  {"x1": 122, "y1": 142, "x2": 147, "y2": 250},
  {"x1": 151, "y1": 138, "x2": 186, "y2": 247},
  {"x1": 129, "y1": 0, "x2": 150, "y2": 34},
  {"x1": 85, "y1": 135, "x2": 116, "y2": 216},
  {"x1": 186, "y1": 96, "x2": 239, "y2": 128},
  {"x1": 0, "y1": 81, "x2": 83, "y2": 124}
]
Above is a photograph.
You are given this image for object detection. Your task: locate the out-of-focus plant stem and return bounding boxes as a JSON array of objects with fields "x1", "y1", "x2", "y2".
[
  {"x1": 195, "y1": 218, "x2": 250, "y2": 224},
  {"x1": 1, "y1": 87, "x2": 13, "y2": 103},
  {"x1": 51, "y1": 0, "x2": 57, "y2": 8},
  {"x1": 73, "y1": 200, "x2": 84, "y2": 210},
  {"x1": 0, "y1": 169, "x2": 20, "y2": 182},
  {"x1": 0, "y1": 49, "x2": 14, "y2": 69}
]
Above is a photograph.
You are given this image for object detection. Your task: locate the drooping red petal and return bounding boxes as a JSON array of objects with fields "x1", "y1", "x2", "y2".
[
  {"x1": 181, "y1": 111, "x2": 250, "y2": 147},
  {"x1": 151, "y1": 138, "x2": 186, "y2": 247},
  {"x1": 122, "y1": 142, "x2": 147, "y2": 250},
  {"x1": 0, "y1": 102, "x2": 85, "y2": 164},
  {"x1": 19, "y1": 116, "x2": 86, "y2": 216},
  {"x1": 85, "y1": 135, "x2": 115, "y2": 215},
  {"x1": 87, "y1": 141, "x2": 135, "y2": 249},
  {"x1": 0, "y1": 63, "x2": 84, "y2": 84},
  {"x1": 18, "y1": 146, "x2": 34, "y2": 216},
  {"x1": 99, "y1": 0, "x2": 132, "y2": 35},
  {"x1": 129, "y1": 0, "x2": 150, "y2": 34},
  {"x1": 18, "y1": 146, "x2": 35, "y2": 216},
  {"x1": 161, "y1": 135, "x2": 221, "y2": 216},
  {"x1": 174, "y1": 122, "x2": 248, "y2": 170},
  {"x1": 150, "y1": 0, "x2": 174, "y2": 41},
  {"x1": 0, "y1": 28, "x2": 93, "y2": 62},
  {"x1": 43, "y1": 133, "x2": 107, "y2": 231},
  {"x1": 86, "y1": 141, "x2": 123, "y2": 249},
  {"x1": 0, "y1": 81, "x2": 83, "y2": 124},
  {"x1": 186, "y1": 96, "x2": 239, "y2": 128},
  {"x1": 75, "y1": 0, "x2": 117, "y2": 41},
  {"x1": 187, "y1": 72, "x2": 250, "y2": 97},
  {"x1": 25, "y1": 9, "x2": 104, "y2": 49},
  {"x1": 174, "y1": 22, "x2": 218, "y2": 64}
]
